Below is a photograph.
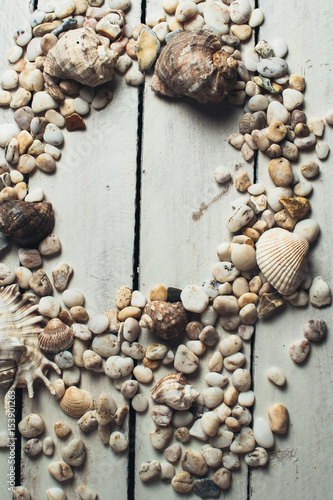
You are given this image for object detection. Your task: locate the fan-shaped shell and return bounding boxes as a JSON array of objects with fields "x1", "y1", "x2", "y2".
[
  {"x1": 151, "y1": 29, "x2": 238, "y2": 103},
  {"x1": 256, "y1": 228, "x2": 309, "y2": 295},
  {"x1": 44, "y1": 27, "x2": 118, "y2": 88},
  {"x1": 38, "y1": 318, "x2": 74, "y2": 354},
  {"x1": 0, "y1": 200, "x2": 55, "y2": 247},
  {"x1": 60, "y1": 386, "x2": 95, "y2": 418}
]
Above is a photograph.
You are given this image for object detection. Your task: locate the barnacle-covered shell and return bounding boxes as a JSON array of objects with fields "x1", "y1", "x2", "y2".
[
  {"x1": 0, "y1": 285, "x2": 60, "y2": 408},
  {"x1": 256, "y1": 228, "x2": 309, "y2": 295},
  {"x1": 150, "y1": 373, "x2": 199, "y2": 411},
  {"x1": 142, "y1": 301, "x2": 188, "y2": 340},
  {"x1": 38, "y1": 318, "x2": 74, "y2": 354},
  {"x1": 0, "y1": 200, "x2": 55, "y2": 247},
  {"x1": 44, "y1": 27, "x2": 118, "y2": 94},
  {"x1": 151, "y1": 29, "x2": 238, "y2": 103},
  {"x1": 60, "y1": 386, "x2": 95, "y2": 418}
]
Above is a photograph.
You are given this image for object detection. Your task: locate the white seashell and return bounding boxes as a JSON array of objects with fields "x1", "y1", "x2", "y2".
[
  {"x1": 150, "y1": 373, "x2": 199, "y2": 411},
  {"x1": 256, "y1": 228, "x2": 309, "y2": 295}
]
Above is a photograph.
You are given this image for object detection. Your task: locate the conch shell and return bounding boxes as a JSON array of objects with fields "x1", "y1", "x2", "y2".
[
  {"x1": 38, "y1": 318, "x2": 74, "y2": 354},
  {"x1": 151, "y1": 29, "x2": 238, "y2": 103},
  {"x1": 43, "y1": 27, "x2": 118, "y2": 100},
  {"x1": 0, "y1": 285, "x2": 60, "y2": 407},
  {"x1": 150, "y1": 373, "x2": 199, "y2": 410},
  {"x1": 140, "y1": 301, "x2": 188, "y2": 340},
  {"x1": 256, "y1": 228, "x2": 309, "y2": 295},
  {"x1": 0, "y1": 200, "x2": 55, "y2": 247},
  {"x1": 60, "y1": 386, "x2": 95, "y2": 418}
]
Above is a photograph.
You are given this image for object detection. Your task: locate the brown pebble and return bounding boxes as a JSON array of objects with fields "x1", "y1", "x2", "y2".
[
  {"x1": 175, "y1": 427, "x2": 190, "y2": 443},
  {"x1": 150, "y1": 284, "x2": 168, "y2": 301},
  {"x1": 303, "y1": 319, "x2": 326, "y2": 342},
  {"x1": 142, "y1": 357, "x2": 160, "y2": 370},
  {"x1": 242, "y1": 227, "x2": 260, "y2": 242},
  {"x1": 59, "y1": 80, "x2": 81, "y2": 95},
  {"x1": 235, "y1": 170, "x2": 251, "y2": 192},
  {"x1": 268, "y1": 404, "x2": 289, "y2": 434},
  {"x1": 115, "y1": 286, "x2": 132, "y2": 309},
  {"x1": 278, "y1": 196, "x2": 311, "y2": 219},
  {"x1": 268, "y1": 158, "x2": 293, "y2": 187},
  {"x1": 54, "y1": 422, "x2": 72, "y2": 438},
  {"x1": 274, "y1": 209, "x2": 298, "y2": 230},
  {"x1": 65, "y1": 113, "x2": 86, "y2": 131},
  {"x1": 70, "y1": 306, "x2": 89, "y2": 322},
  {"x1": 59, "y1": 310, "x2": 76, "y2": 326},
  {"x1": 289, "y1": 74, "x2": 305, "y2": 92},
  {"x1": 294, "y1": 123, "x2": 310, "y2": 137},
  {"x1": 266, "y1": 143, "x2": 282, "y2": 158},
  {"x1": 185, "y1": 321, "x2": 202, "y2": 340},
  {"x1": 126, "y1": 39, "x2": 137, "y2": 59},
  {"x1": 118, "y1": 306, "x2": 142, "y2": 322}
]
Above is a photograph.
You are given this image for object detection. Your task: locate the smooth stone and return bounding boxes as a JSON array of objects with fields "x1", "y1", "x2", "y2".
[
  {"x1": 125, "y1": 68, "x2": 144, "y2": 86},
  {"x1": 44, "y1": 144, "x2": 61, "y2": 160},
  {"x1": 253, "y1": 417, "x2": 274, "y2": 448},
  {"x1": 294, "y1": 134, "x2": 316, "y2": 149},
  {"x1": 55, "y1": 0, "x2": 75, "y2": 18},
  {"x1": 255, "y1": 40, "x2": 274, "y2": 58},
  {"x1": 243, "y1": 48, "x2": 260, "y2": 72},
  {"x1": 309, "y1": 276, "x2": 331, "y2": 307},
  {"x1": 303, "y1": 319, "x2": 326, "y2": 342},
  {"x1": 272, "y1": 38, "x2": 288, "y2": 58},
  {"x1": 249, "y1": 8, "x2": 264, "y2": 27},
  {"x1": 293, "y1": 181, "x2": 312, "y2": 197},
  {"x1": 267, "y1": 101, "x2": 289, "y2": 124},
  {"x1": 15, "y1": 266, "x2": 32, "y2": 289},
  {"x1": 227, "y1": 204, "x2": 254, "y2": 232},
  {"x1": 316, "y1": 141, "x2": 330, "y2": 159},
  {"x1": 13, "y1": 25, "x2": 33, "y2": 46},
  {"x1": 308, "y1": 118, "x2": 325, "y2": 136},
  {"x1": 230, "y1": 427, "x2": 255, "y2": 453},
  {"x1": 181, "y1": 284, "x2": 209, "y2": 313},
  {"x1": 18, "y1": 248, "x2": 42, "y2": 269},
  {"x1": 282, "y1": 88, "x2": 304, "y2": 111},
  {"x1": 248, "y1": 95, "x2": 268, "y2": 112},
  {"x1": 268, "y1": 158, "x2": 293, "y2": 187},
  {"x1": 26, "y1": 37, "x2": 43, "y2": 61},
  {"x1": 38, "y1": 296, "x2": 61, "y2": 318},
  {"x1": 1, "y1": 69, "x2": 19, "y2": 90},
  {"x1": 268, "y1": 404, "x2": 289, "y2": 434},
  {"x1": 238, "y1": 390, "x2": 255, "y2": 407},
  {"x1": 266, "y1": 366, "x2": 286, "y2": 386},
  {"x1": 62, "y1": 289, "x2": 85, "y2": 308},
  {"x1": 267, "y1": 186, "x2": 292, "y2": 211},
  {"x1": 230, "y1": 24, "x2": 252, "y2": 41},
  {"x1": 54, "y1": 351, "x2": 74, "y2": 370},
  {"x1": 174, "y1": 344, "x2": 199, "y2": 374},
  {"x1": 36, "y1": 153, "x2": 56, "y2": 173},
  {"x1": 194, "y1": 479, "x2": 220, "y2": 498},
  {"x1": 43, "y1": 123, "x2": 64, "y2": 146},
  {"x1": 214, "y1": 167, "x2": 231, "y2": 184},
  {"x1": 257, "y1": 57, "x2": 288, "y2": 78},
  {"x1": 45, "y1": 109, "x2": 66, "y2": 128},
  {"x1": 294, "y1": 218, "x2": 319, "y2": 244},
  {"x1": 8, "y1": 45, "x2": 23, "y2": 63},
  {"x1": 289, "y1": 338, "x2": 310, "y2": 363},
  {"x1": 245, "y1": 447, "x2": 268, "y2": 467},
  {"x1": 87, "y1": 314, "x2": 109, "y2": 334},
  {"x1": 32, "y1": 91, "x2": 58, "y2": 113},
  {"x1": 0, "y1": 90, "x2": 12, "y2": 106}
]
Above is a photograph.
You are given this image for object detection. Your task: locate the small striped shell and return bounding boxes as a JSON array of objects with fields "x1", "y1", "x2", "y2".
[
  {"x1": 256, "y1": 228, "x2": 309, "y2": 295},
  {"x1": 60, "y1": 386, "x2": 95, "y2": 418},
  {"x1": 38, "y1": 318, "x2": 74, "y2": 354}
]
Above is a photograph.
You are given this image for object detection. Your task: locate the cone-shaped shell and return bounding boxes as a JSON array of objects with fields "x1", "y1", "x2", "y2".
[
  {"x1": 38, "y1": 318, "x2": 74, "y2": 354},
  {"x1": 151, "y1": 29, "x2": 238, "y2": 103},
  {"x1": 60, "y1": 386, "x2": 95, "y2": 418},
  {"x1": 44, "y1": 27, "x2": 118, "y2": 87},
  {"x1": 0, "y1": 200, "x2": 55, "y2": 247},
  {"x1": 150, "y1": 373, "x2": 199, "y2": 411},
  {"x1": 256, "y1": 228, "x2": 309, "y2": 295}
]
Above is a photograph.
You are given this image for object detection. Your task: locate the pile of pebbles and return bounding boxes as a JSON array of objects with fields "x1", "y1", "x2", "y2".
[{"x1": 0, "y1": 1, "x2": 332, "y2": 499}]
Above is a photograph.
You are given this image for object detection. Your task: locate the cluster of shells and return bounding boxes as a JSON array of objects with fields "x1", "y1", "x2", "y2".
[{"x1": 0, "y1": 0, "x2": 332, "y2": 499}]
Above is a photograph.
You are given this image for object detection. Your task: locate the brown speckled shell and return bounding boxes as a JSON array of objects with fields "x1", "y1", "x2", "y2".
[
  {"x1": 0, "y1": 200, "x2": 55, "y2": 247},
  {"x1": 144, "y1": 301, "x2": 188, "y2": 340},
  {"x1": 38, "y1": 318, "x2": 74, "y2": 354},
  {"x1": 151, "y1": 29, "x2": 238, "y2": 103},
  {"x1": 44, "y1": 27, "x2": 118, "y2": 87}
]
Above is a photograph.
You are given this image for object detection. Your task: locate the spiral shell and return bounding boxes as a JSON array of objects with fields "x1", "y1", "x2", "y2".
[
  {"x1": 256, "y1": 228, "x2": 309, "y2": 295},
  {"x1": 0, "y1": 200, "x2": 55, "y2": 247},
  {"x1": 60, "y1": 386, "x2": 95, "y2": 418},
  {"x1": 142, "y1": 301, "x2": 188, "y2": 340},
  {"x1": 38, "y1": 318, "x2": 74, "y2": 354},
  {"x1": 150, "y1": 373, "x2": 199, "y2": 411},
  {"x1": 151, "y1": 29, "x2": 238, "y2": 103},
  {"x1": 44, "y1": 27, "x2": 118, "y2": 89}
]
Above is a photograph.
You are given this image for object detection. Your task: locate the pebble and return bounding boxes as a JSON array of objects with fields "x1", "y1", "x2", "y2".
[
  {"x1": 1, "y1": 69, "x2": 19, "y2": 90},
  {"x1": 219, "y1": 335, "x2": 242, "y2": 357},
  {"x1": 230, "y1": 24, "x2": 251, "y2": 41},
  {"x1": 282, "y1": 88, "x2": 304, "y2": 111},
  {"x1": 92, "y1": 333, "x2": 119, "y2": 357},
  {"x1": 294, "y1": 133, "x2": 316, "y2": 149},
  {"x1": 238, "y1": 390, "x2": 255, "y2": 407},
  {"x1": 53, "y1": 379, "x2": 66, "y2": 400},
  {"x1": 63, "y1": 365, "x2": 81, "y2": 385},
  {"x1": 238, "y1": 324, "x2": 254, "y2": 341},
  {"x1": 267, "y1": 101, "x2": 289, "y2": 124},
  {"x1": 150, "y1": 425, "x2": 173, "y2": 450},
  {"x1": 194, "y1": 478, "x2": 220, "y2": 498},
  {"x1": 231, "y1": 368, "x2": 251, "y2": 391},
  {"x1": 71, "y1": 306, "x2": 89, "y2": 323},
  {"x1": 24, "y1": 438, "x2": 43, "y2": 457},
  {"x1": 139, "y1": 460, "x2": 161, "y2": 481},
  {"x1": 245, "y1": 447, "x2": 268, "y2": 467},
  {"x1": 268, "y1": 158, "x2": 293, "y2": 187},
  {"x1": 125, "y1": 68, "x2": 145, "y2": 86},
  {"x1": 309, "y1": 276, "x2": 331, "y2": 307},
  {"x1": 174, "y1": 344, "x2": 199, "y2": 374},
  {"x1": 32, "y1": 91, "x2": 58, "y2": 113},
  {"x1": 267, "y1": 187, "x2": 292, "y2": 211},
  {"x1": 43, "y1": 436, "x2": 55, "y2": 456},
  {"x1": 308, "y1": 118, "x2": 325, "y2": 137},
  {"x1": 212, "y1": 468, "x2": 232, "y2": 490},
  {"x1": 43, "y1": 123, "x2": 64, "y2": 146},
  {"x1": 18, "y1": 414, "x2": 44, "y2": 438},
  {"x1": 45, "y1": 110, "x2": 65, "y2": 129},
  {"x1": 316, "y1": 141, "x2": 330, "y2": 159},
  {"x1": 257, "y1": 57, "x2": 288, "y2": 78},
  {"x1": 181, "y1": 284, "x2": 209, "y2": 313},
  {"x1": 62, "y1": 289, "x2": 85, "y2": 308},
  {"x1": 0, "y1": 90, "x2": 12, "y2": 106},
  {"x1": 253, "y1": 417, "x2": 275, "y2": 449},
  {"x1": 77, "y1": 486, "x2": 98, "y2": 500},
  {"x1": 54, "y1": 422, "x2": 72, "y2": 439},
  {"x1": 228, "y1": 132, "x2": 245, "y2": 149},
  {"x1": 201, "y1": 411, "x2": 220, "y2": 436},
  {"x1": 175, "y1": 427, "x2": 191, "y2": 443},
  {"x1": 105, "y1": 355, "x2": 134, "y2": 379},
  {"x1": 289, "y1": 338, "x2": 310, "y2": 363},
  {"x1": 86, "y1": 313, "x2": 108, "y2": 334},
  {"x1": 15, "y1": 266, "x2": 32, "y2": 289},
  {"x1": 13, "y1": 487, "x2": 31, "y2": 500},
  {"x1": 48, "y1": 461, "x2": 73, "y2": 482},
  {"x1": 109, "y1": 431, "x2": 128, "y2": 452},
  {"x1": 199, "y1": 326, "x2": 218, "y2": 346},
  {"x1": 182, "y1": 448, "x2": 208, "y2": 476},
  {"x1": 201, "y1": 445, "x2": 222, "y2": 468},
  {"x1": 171, "y1": 471, "x2": 193, "y2": 493},
  {"x1": 52, "y1": 262, "x2": 73, "y2": 292},
  {"x1": 172, "y1": 410, "x2": 193, "y2": 428},
  {"x1": 164, "y1": 442, "x2": 181, "y2": 462},
  {"x1": 266, "y1": 366, "x2": 286, "y2": 386},
  {"x1": 222, "y1": 452, "x2": 240, "y2": 470},
  {"x1": 18, "y1": 248, "x2": 42, "y2": 269},
  {"x1": 227, "y1": 204, "x2": 254, "y2": 232},
  {"x1": 268, "y1": 404, "x2": 289, "y2": 434},
  {"x1": 38, "y1": 234, "x2": 61, "y2": 256},
  {"x1": 8, "y1": 45, "x2": 23, "y2": 63},
  {"x1": 0, "y1": 263, "x2": 15, "y2": 286},
  {"x1": 29, "y1": 269, "x2": 52, "y2": 296},
  {"x1": 175, "y1": 1, "x2": 197, "y2": 22},
  {"x1": 249, "y1": 8, "x2": 264, "y2": 27},
  {"x1": 293, "y1": 219, "x2": 319, "y2": 244},
  {"x1": 303, "y1": 319, "x2": 326, "y2": 342},
  {"x1": 54, "y1": 351, "x2": 74, "y2": 370},
  {"x1": 214, "y1": 167, "x2": 231, "y2": 184},
  {"x1": 202, "y1": 387, "x2": 224, "y2": 409},
  {"x1": 230, "y1": 427, "x2": 255, "y2": 453}
]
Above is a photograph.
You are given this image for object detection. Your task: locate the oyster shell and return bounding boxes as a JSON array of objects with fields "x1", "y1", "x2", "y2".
[
  {"x1": 60, "y1": 386, "x2": 95, "y2": 418},
  {"x1": 141, "y1": 301, "x2": 188, "y2": 340},
  {"x1": 0, "y1": 285, "x2": 60, "y2": 408},
  {"x1": 256, "y1": 228, "x2": 309, "y2": 295},
  {"x1": 43, "y1": 27, "x2": 118, "y2": 100},
  {"x1": 0, "y1": 200, "x2": 55, "y2": 247},
  {"x1": 150, "y1": 373, "x2": 199, "y2": 410},
  {"x1": 38, "y1": 318, "x2": 74, "y2": 354},
  {"x1": 151, "y1": 29, "x2": 238, "y2": 103}
]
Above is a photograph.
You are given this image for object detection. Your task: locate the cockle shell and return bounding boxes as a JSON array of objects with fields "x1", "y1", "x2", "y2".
[
  {"x1": 0, "y1": 285, "x2": 60, "y2": 409},
  {"x1": 38, "y1": 318, "x2": 74, "y2": 354},
  {"x1": 150, "y1": 373, "x2": 199, "y2": 411},
  {"x1": 60, "y1": 386, "x2": 95, "y2": 418},
  {"x1": 151, "y1": 29, "x2": 238, "y2": 103},
  {"x1": 256, "y1": 228, "x2": 309, "y2": 295},
  {"x1": 0, "y1": 200, "x2": 55, "y2": 247},
  {"x1": 43, "y1": 27, "x2": 119, "y2": 99},
  {"x1": 141, "y1": 301, "x2": 188, "y2": 340}
]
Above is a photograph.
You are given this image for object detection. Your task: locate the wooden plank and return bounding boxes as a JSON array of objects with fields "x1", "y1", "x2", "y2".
[
  {"x1": 250, "y1": 0, "x2": 333, "y2": 498},
  {"x1": 136, "y1": 1, "x2": 255, "y2": 498},
  {"x1": 13, "y1": 1, "x2": 141, "y2": 498}
]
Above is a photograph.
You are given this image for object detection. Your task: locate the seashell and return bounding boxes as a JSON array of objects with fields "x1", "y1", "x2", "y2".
[
  {"x1": 0, "y1": 200, "x2": 55, "y2": 247},
  {"x1": 141, "y1": 301, "x2": 188, "y2": 340},
  {"x1": 151, "y1": 29, "x2": 238, "y2": 103},
  {"x1": 60, "y1": 386, "x2": 95, "y2": 418},
  {"x1": 38, "y1": 318, "x2": 74, "y2": 354},
  {"x1": 256, "y1": 228, "x2": 309, "y2": 295},
  {"x1": 150, "y1": 373, "x2": 199, "y2": 411},
  {"x1": 0, "y1": 285, "x2": 60, "y2": 408},
  {"x1": 43, "y1": 27, "x2": 118, "y2": 100}
]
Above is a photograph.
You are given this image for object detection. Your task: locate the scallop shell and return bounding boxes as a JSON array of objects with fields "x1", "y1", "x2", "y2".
[
  {"x1": 0, "y1": 285, "x2": 60, "y2": 409},
  {"x1": 150, "y1": 373, "x2": 199, "y2": 411},
  {"x1": 38, "y1": 318, "x2": 74, "y2": 354},
  {"x1": 43, "y1": 27, "x2": 118, "y2": 94},
  {"x1": 142, "y1": 301, "x2": 188, "y2": 340},
  {"x1": 256, "y1": 228, "x2": 309, "y2": 295},
  {"x1": 0, "y1": 200, "x2": 55, "y2": 247},
  {"x1": 151, "y1": 29, "x2": 238, "y2": 103},
  {"x1": 60, "y1": 386, "x2": 95, "y2": 418}
]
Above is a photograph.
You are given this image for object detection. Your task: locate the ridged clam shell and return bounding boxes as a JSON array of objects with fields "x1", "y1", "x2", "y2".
[
  {"x1": 151, "y1": 29, "x2": 238, "y2": 103},
  {"x1": 44, "y1": 27, "x2": 118, "y2": 88},
  {"x1": 256, "y1": 228, "x2": 309, "y2": 295},
  {"x1": 150, "y1": 373, "x2": 199, "y2": 411},
  {"x1": 60, "y1": 386, "x2": 95, "y2": 418},
  {"x1": 38, "y1": 318, "x2": 74, "y2": 354}
]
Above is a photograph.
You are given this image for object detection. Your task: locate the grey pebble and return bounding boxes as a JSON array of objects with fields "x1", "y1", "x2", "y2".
[{"x1": 194, "y1": 478, "x2": 220, "y2": 498}]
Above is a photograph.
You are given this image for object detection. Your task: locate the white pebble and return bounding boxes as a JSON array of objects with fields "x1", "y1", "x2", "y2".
[
  {"x1": 282, "y1": 89, "x2": 304, "y2": 111},
  {"x1": 202, "y1": 387, "x2": 224, "y2": 409},
  {"x1": 253, "y1": 417, "x2": 274, "y2": 449},
  {"x1": 7, "y1": 45, "x2": 23, "y2": 63},
  {"x1": 266, "y1": 366, "x2": 286, "y2": 386},
  {"x1": 205, "y1": 372, "x2": 229, "y2": 388},
  {"x1": 294, "y1": 219, "x2": 319, "y2": 244},
  {"x1": 309, "y1": 276, "x2": 331, "y2": 307},
  {"x1": 133, "y1": 365, "x2": 153, "y2": 383},
  {"x1": 88, "y1": 314, "x2": 109, "y2": 334},
  {"x1": 271, "y1": 38, "x2": 288, "y2": 58},
  {"x1": 62, "y1": 289, "x2": 85, "y2": 308},
  {"x1": 1, "y1": 70, "x2": 19, "y2": 90},
  {"x1": 248, "y1": 95, "x2": 268, "y2": 112},
  {"x1": 289, "y1": 338, "x2": 310, "y2": 363},
  {"x1": 74, "y1": 97, "x2": 90, "y2": 115},
  {"x1": 249, "y1": 8, "x2": 264, "y2": 27},
  {"x1": 25, "y1": 188, "x2": 44, "y2": 202},
  {"x1": 238, "y1": 390, "x2": 255, "y2": 407},
  {"x1": 125, "y1": 68, "x2": 144, "y2": 86},
  {"x1": 109, "y1": 431, "x2": 128, "y2": 452},
  {"x1": 315, "y1": 141, "x2": 330, "y2": 159},
  {"x1": 214, "y1": 167, "x2": 231, "y2": 184},
  {"x1": 181, "y1": 284, "x2": 209, "y2": 313},
  {"x1": 46, "y1": 487, "x2": 65, "y2": 500}
]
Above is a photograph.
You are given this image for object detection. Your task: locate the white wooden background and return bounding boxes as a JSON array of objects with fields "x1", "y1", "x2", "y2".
[{"x1": 0, "y1": 0, "x2": 332, "y2": 499}]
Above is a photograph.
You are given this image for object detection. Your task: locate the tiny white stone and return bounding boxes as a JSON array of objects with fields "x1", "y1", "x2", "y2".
[
  {"x1": 294, "y1": 219, "x2": 320, "y2": 244},
  {"x1": 266, "y1": 366, "x2": 286, "y2": 386},
  {"x1": 245, "y1": 447, "x2": 268, "y2": 467},
  {"x1": 172, "y1": 410, "x2": 193, "y2": 428},
  {"x1": 214, "y1": 167, "x2": 231, "y2": 184},
  {"x1": 267, "y1": 101, "x2": 289, "y2": 124},
  {"x1": 26, "y1": 37, "x2": 43, "y2": 61},
  {"x1": 62, "y1": 365, "x2": 81, "y2": 386},
  {"x1": 227, "y1": 204, "x2": 254, "y2": 232},
  {"x1": 282, "y1": 88, "x2": 304, "y2": 111},
  {"x1": 181, "y1": 284, "x2": 209, "y2": 313},
  {"x1": 175, "y1": 1, "x2": 198, "y2": 22},
  {"x1": 125, "y1": 68, "x2": 144, "y2": 86},
  {"x1": 25, "y1": 188, "x2": 44, "y2": 202},
  {"x1": 62, "y1": 289, "x2": 85, "y2": 308},
  {"x1": 44, "y1": 144, "x2": 61, "y2": 160},
  {"x1": 309, "y1": 276, "x2": 331, "y2": 307},
  {"x1": 174, "y1": 344, "x2": 199, "y2": 374},
  {"x1": 88, "y1": 313, "x2": 109, "y2": 334},
  {"x1": 133, "y1": 365, "x2": 153, "y2": 383},
  {"x1": 315, "y1": 141, "x2": 330, "y2": 159},
  {"x1": 238, "y1": 390, "x2": 255, "y2": 407},
  {"x1": 257, "y1": 57, "x2": 288, "y2": 79},
  {"x1": 209, "y1": 427, "x2": 234, "y2": 449},
  {"x1": 248, "y1": 8, "x2": 264, "y2": 27},
  {"x1": 104, "y1": 356, "x2": 134, "y2": 379},
  {"x1": 230, "y1": 0, "x2": 251, "y2": 24},
  {"x1": 7, "y1": 45, "x2": 23, "y2": 63},
  {"x1": 32, "y1": 91, "x2": 58, "y2": 113},
  {"x1": 267, "y1": 187, "x2": 292, "y2": 212},
  {"x1": 293, "y1": 181, "x2": 312, "y2": 197},
  {"x1": 248, "y1": 95, "x2": 268, "y2": 112},
  {"x1": 202, "y1": 387, "x2": 224, "y2": 409},
  {"x1": 116, "y1": 54, "x2": 133, "y2": 73},
  {"x1": 248, "y1": 183, "x2": 265, "y2": 195},
  {"x1": 271, "y1": 38, "x2": 288, "y2": 58},
  {"x1": 46, "y1": 487, "x2": 66, "y2": 499},
  {"x1": 253, "y1": 417, "x2": 274, "y2": 449},
  {"x1": 189, "y1": 418, "x2": 209, "y2": 441},
  {"x1": 131, "y1": 290, "x2": 146, "y2": 308},
  {"x1": 1, "y1": 70, "x2": 19, "y2": 90},
  {"x1": 74, "y1": 97, "x2": 90, "y2": 116},
  {"x1": 109, "y1": 431, "x2": 128, "y2": 452},
  {"x1": 205, "y1": 372, "x2": 229, "y2": 388}
]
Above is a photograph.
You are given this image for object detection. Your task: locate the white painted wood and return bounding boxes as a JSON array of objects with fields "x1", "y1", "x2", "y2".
[{"x1": 251, "y1": 1, "x2": 333, "y2": 498}]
